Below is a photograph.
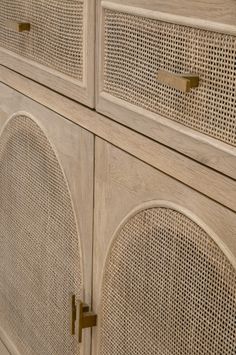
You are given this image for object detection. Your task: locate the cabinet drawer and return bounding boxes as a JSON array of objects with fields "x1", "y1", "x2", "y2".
[
  {"x1": 97, "y1": 2, "x2": 236, "y2": 152},
  {"x1": 0, "y1": 0, "x2": 95, "y2": 106}
]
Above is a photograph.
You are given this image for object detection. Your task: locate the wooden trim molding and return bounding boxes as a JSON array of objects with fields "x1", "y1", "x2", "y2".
[
  {"x1": 101, "y1": 0, "x2": 236, "y2": 36},
  {"x1": 1, "y1": 67, "x2": 236, "y2": 212}
]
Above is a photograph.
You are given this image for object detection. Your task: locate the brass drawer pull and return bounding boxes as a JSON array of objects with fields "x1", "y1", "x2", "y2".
[
  {"x1": 4, "y1": 20, "x2": 31, "y2": 32},
  {"x1": 70, "y1": 294, "x2": 97, "y2": 343},
  {"x1": 76, "y1": 300, "x2": 97, "y2": 343},
  {"x1": 157, "y1": 70, "x2": 199, "y2": 93}
]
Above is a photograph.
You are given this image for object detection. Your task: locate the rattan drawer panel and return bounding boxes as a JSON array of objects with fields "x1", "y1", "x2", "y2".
[
  {"x1": 0, "y1": 0, "x2": 83, "y2": 80},
  {"x1": 0, "y1": 0, "x2": 95, "y2": 106},
  {"x1": 100, "y1": 9, "x2": 236, "y2": 146}
]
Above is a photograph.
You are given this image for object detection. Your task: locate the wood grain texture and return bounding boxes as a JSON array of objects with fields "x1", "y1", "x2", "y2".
[
  {"x1": 2, "y1": 68, "x2": 236, "y2": 182},
  {"x1": 102, "y1": 0, "x2": 236, "y2": 34},
  {"x1": 0, "y1": 0, "x2": 95, "y2": 106},
  {"x1": 0, "y1": 339, "x2": 10, "y2": 355},
  {"x1": 92, "y1": 137, "x2": 236, "y2": 354},
  {"x1": 0, "y1": 84, "x2": 94, "y2": 355},
  {"x1": 0, "y1": 327, "x2": 21, "y2": 355},
  {"x1": 1, "y1": 76, "x2": 236, "y2": 213},
  {"x1": 97, "y1": 92, "x2": 236, "y2": 180}
]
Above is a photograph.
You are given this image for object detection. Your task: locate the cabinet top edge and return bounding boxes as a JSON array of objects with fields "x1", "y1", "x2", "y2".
[{"x1": 102, "y1": 0, "x2": 236, "y2": 36}]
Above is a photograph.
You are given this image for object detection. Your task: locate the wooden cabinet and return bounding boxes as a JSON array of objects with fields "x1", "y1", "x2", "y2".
[
  {"x1": 0, "y1": 72, "x2": 236, "y2": 355},
  {"x1": 0, "y1": 0, "x2": 95, "y2": 106},
  {"x1": 1, "y1": 0, "x2": 236, "y2": 343},
  {"x1": 92, "y1": 138, "x2": 236, "y2": 355},
  {"x1": 0, "y1": 84, "x2": 94, "y2": 355}
]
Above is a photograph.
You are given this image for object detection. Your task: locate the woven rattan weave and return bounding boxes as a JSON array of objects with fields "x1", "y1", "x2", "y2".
[
  {"x1": 100, "y1": 208, "x2": 236, "y2": 355},
  {"x1": 103, "y1": 10, "x2": 236, "y2": 146},
  {"x1": 0, "y1": 0, "x2": 84, "y2": 80},
  {"x1": 0, "y1": 115, "x2": 81, "y2": 355}
]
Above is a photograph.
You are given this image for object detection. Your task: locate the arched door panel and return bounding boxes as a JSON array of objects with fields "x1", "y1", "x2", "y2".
[
  {"x1": 93, "y1": 138, "x2": 236, "y2": 355},
  {"x1": 0, "y1": 84, "x2": 94, "y2": 355}
]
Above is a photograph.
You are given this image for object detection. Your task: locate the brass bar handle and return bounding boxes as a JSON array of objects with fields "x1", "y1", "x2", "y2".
[
  {"x1": 70, "y1": 295, "x2": 97, "y2": 343},
  {"x1": 157, "y1": 70, "x2": 199, "y2": 93},
  {"x1": 4, "y1": 20, "x2": 31, "y2": 32},
  {"x1": 70, "y1": 294, "x2": 90, "y2": 336},
  {"x1": 70, "y1": 294, "x2": 77, "y2": 335},
  {"x1": 76, "y1": 300, "x2": 97, "y2": 343}
]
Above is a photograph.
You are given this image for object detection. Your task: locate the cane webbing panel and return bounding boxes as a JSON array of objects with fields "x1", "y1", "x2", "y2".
[
  {"x1": 0, "y1": 115, "x2": 81, "y2": 355},
  {"x1": 0, "y1": 0, "x2": 84, "y2": 80},
  {"x1": 103, "y1": 10, "x2": 236, "y2": 146},
  {"x1": 100, "y1": 208, "x2": 236, "y2": 355}
]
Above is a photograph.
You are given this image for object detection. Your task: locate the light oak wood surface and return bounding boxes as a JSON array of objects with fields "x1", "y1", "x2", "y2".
[
  {"x1": 96, "y1": 92, "x2": 236, "y2": 180},
  {"x1": 102, "y1": 0, "x2": 236, "y2": 34},
  {"x1": 3, "y1": 66, "x2": 236, "y2": 183},
  {"x1": 92, "y1": 137, "x2": 236, "y2": 354},
  {"x1": 0, "y1": 84, "x2": 94, "y2": 355},
  {"x1": 0, "y1": 339, "x2": 10, "y2": 355},
  {"x1": 1, "y1": 72, "x2": 236, "y2": 213}
]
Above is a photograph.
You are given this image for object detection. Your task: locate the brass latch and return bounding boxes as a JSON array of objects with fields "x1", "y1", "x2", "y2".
[{"x1": 70, "y1": 294, "x2": 97, "y2": 343}]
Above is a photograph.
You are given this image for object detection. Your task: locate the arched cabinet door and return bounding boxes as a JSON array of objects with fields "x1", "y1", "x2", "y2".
[
  {"x1": 0, "y1": 84, "x2": 94, "y2": 355},
  {"x1": 93, "y1": 138, "x2": 236, "y2": 355}
]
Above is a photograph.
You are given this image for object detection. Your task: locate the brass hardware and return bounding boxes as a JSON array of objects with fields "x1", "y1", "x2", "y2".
[
  {"x1": 4, "y1": 20, "x2": 31, "y2": 32},
  {"x1": 76, "y1": 300, "x2": 97, "y2": 343},
  {"x1": 157, "y1": 70, "x2": 199, "y2": 93},
  {"x1": 70, "y1": 294, "x2": 97, "y2": 343},
  {"x1": 70, "y1": 294, "x2": 90, "y2": 335},
  {"x1": 70, "y1": 294, "x2": 76, "y2": 335}
]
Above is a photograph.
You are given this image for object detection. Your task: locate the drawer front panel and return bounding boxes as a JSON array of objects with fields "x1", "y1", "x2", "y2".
[
  {"x1": 103, "y1": 9, "x2": 236, "y2": 146},
  {"x1": 0, "y1": 0, "x2": 84, "y2": 80}
]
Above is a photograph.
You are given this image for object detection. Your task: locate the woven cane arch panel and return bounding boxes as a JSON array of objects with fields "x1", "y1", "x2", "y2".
[
  {"x1": 100, "y1": 208, "x2": 236, "y2": 355},
  {"x1": 103, "y1": 10, "x2": 236, "y2": 146},
  {"x1": 0, "y1": 0, "x2": 84, "y2": 80},
  {"x1": 0, "y1": 114, "x2": 82, "y2": 355}
]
